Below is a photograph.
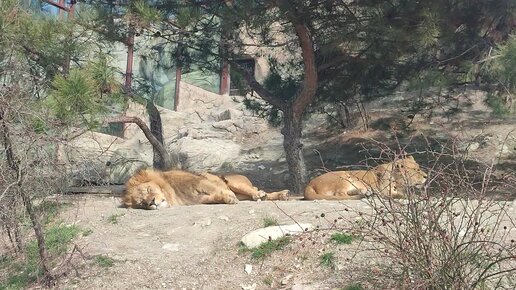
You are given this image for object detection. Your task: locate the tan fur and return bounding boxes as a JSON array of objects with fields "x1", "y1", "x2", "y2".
[
  {"x1": 220, "y1": 174, "x2": 289, "y2": 201},
  {"x1": 201, "y1": 173, "x2": 289, "y2": 201},
  {"x1": 122, "y1": 169, "x2": 239, "y2": 209},
  {"x1": 304, "y1": 156, "x2": 427, "y2": 200},
  {"x1": 122, "y1": 169, "x2": 289, "y2": 210}
]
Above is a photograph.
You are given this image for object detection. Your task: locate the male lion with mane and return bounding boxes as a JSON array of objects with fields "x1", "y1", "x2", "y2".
[
  {"x1": 122, "y1": 168, "x2": 289, "y2": 209},
  {"x1": 304, "y1": 156, "x2": 427, "y2": 200}
]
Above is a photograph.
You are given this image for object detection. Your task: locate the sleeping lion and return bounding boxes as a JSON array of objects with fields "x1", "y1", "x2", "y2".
[
  {"x1": 304, "y1": 156, "x2": 427, "y2": 200},
  {"x1": 122, "y1": 168, "x2": 289, "y2": 209}
]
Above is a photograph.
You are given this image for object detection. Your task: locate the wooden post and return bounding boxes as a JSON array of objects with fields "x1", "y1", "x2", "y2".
[
  {"x1": 174, "y1": 44, "x2": 183, "y2": 111},
  {"x1": 125, "y1": 30, "x2": 135, "y2": 93},
  {"x1": 174, "y1": 66, "x2": 182, "y2": 111},
  {"x1": 219, "y1": 59, "x2": 229, "y2": 95},
  {"x1": 120, "y1": 28, "x2": 135, "y2": 138}
]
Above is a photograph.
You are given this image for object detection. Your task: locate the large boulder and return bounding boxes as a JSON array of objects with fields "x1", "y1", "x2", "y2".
[
  {"x1": 106, "y1": 149, "x2": 151, "y2": 184},
  {"x1": 173, "y1": 137, "x2": 242, "y2": 172}
]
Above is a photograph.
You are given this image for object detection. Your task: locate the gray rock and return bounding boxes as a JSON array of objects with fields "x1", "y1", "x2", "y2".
[
  {"x1": 106, "y1": 149, "x2": 150, "y2": 184},
  {"x1": 175, "y1": 137, "x2": 241, "y2": 171},
  {"x1": 212, "y1": 120, "x2": 238, "y2": 132},
  {"x1": 214, "y1": 108, "x2": 243, "y2": 121}
]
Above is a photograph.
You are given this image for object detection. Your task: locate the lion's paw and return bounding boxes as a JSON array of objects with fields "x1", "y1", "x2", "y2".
[
  {"x1": 253, "y1": 190, "x2": 267, "y2": 201},
  {"x1": 277, "y1": 190, "x2": 290, "y2": 200},
  {"x1": 224, "y1": 192, "x2": 239, "y2": 204}
]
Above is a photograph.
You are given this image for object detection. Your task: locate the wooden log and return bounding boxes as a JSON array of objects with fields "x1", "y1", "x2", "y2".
[{"x1": 63, "y1": 185, "x2": 125, "y2": 195}]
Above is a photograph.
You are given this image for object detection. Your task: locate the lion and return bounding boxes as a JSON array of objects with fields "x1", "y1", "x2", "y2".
[
  {"x1": 122, "y1": 169, "x2": 289, "y2": 209},
  {"x1": 304, "y1": 156, "x2": 428, "y2": 200},
  {"x1": 200, "y1": 172, "x2": 290, "y2": 201},
  {"x1": 121, "y1": 169, "x2": 239, "y2": 209}
]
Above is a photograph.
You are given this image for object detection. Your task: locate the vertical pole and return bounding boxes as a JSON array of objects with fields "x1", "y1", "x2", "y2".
[
  {"x1": 62, "y1": 0, "x2": 75, "y2": 74},
  {"x1": 58, "y1": 0, "x2": 65, "y2": 18},
  {"x1": 219, "y1": 59, "x2": 229, "y2": 95},
  {"x1": 121, "y1": 28, "x2": 135, "y2": 138},
  {"x1": 125, "y1": 29, "x2": 135, "y2": 93},
  {"x1": 174, "y1": 66, "x2": 182, "y2": 111},
  {"x1": 174, "y1": 44, "x2": 183, "y2": 111}
]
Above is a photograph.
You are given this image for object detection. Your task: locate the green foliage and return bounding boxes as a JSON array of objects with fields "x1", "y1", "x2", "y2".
[
  {"x1": 46, "y1": 56, "x2": 124, "y2": 128},
  {"x1": 330, "y1": 232, "x2": 355, "y2": 245},
  {"x1": 240, "y1": 237, "x2": 291, "y2": 259},
  {"x1": 0, "y1": 225, "x2": 80, "y2": 289},
  {"x1": 94, "y1": 255, "x2": 115, "y2": 268},
  {"x1": 82, "y1": 228, "x2": 94, "y2": 236},
  {"x1": 26, "y1": 225, "x2": 80, "y2": 263},
  {"x1": 486, "y1": 93, "x2": 512, "y2": 116},
  {"x1": 30, "y1": 117, "x2": 49, "y2": 134},
  {"x1": 129, "y1": 0, "x2": 163, "y2": 27},
  {"x1": 482, "y1": 35, "x2": 516, "y2": 116},
  {"x1": 262, "y1": 216, "x2": 279, "y2": 227},
  {"x1": 34, "y1": 200, "x2": 70, "y2": 226},
  {"x1": 47, "y1": 69, "x2": 102, "y2": 126},
  {"x1": 319, "y1": 252, "x2": 336, "y2": 268},
  {"x1": 342, "y1": 283, "x2": 363, "y2": 290},
  {"x1": 107, "y1": 213, "x2": 125, "y2": 224}
]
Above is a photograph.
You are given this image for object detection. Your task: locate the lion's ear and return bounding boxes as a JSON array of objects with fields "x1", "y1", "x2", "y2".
[{"x1": 407, "y1": 155, "x2": 415, "y2": 161}]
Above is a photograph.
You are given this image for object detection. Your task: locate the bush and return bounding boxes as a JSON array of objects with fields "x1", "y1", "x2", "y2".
[{"x1": 345, "y1": 147, "x2": 516, "y2": 289}]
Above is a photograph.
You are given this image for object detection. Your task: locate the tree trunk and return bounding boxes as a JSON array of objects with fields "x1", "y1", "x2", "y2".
[
  {"x1": 146, "y1": 101, "x2": 167, "y2": 170},
  {"x1": 281, "y1": 109, "x2": 307, "y2": 194},
  {"x1": 1, "y1": 111, "x2": 53, "y2": 283},
  {"x1": 19, "y1": 187, "x2": 54, "y2": 284}
]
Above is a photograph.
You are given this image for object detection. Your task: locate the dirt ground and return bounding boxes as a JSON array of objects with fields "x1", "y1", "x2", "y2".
[{"x1": 55, "y1": 195, "x2": 378, "y2": 290}]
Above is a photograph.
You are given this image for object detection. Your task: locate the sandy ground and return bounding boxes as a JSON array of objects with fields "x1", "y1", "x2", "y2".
[{"x1": 55, "y1": 195, "x2": 380, "y2": 290}]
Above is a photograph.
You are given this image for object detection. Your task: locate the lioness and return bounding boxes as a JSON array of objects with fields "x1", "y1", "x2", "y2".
[
  {"x1": 122, "y1": 168, "x2": 289, "y2": 209},
  {"x1": 304, "y1": 156, "x2": 427, "y2": 200}
]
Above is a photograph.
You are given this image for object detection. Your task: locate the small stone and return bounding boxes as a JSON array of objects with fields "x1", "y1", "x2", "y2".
[
  {"x1": 218, "y1": 215, "x2": 230, "y2": 221},
  {"x1": 245, "y1": 264, "x2": 253, "y2": 275},
  {"x1": 194, "y1": 217, "x2": 212, "y2": 227},
  {"x1": 281, "y1": 274, "x2": 293, "y2": 285},
  {"x1": 241, "y1": 283, "x2": 257, "y2": 290},
  {"x1": 258, "y1": 165, "x2": 266, "y2": 170},
  {"x1": 248, "y1": 210, "x2": 255, "y2": 214}
]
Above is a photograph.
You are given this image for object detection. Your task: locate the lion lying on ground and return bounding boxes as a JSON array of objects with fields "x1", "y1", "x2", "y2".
[
  {"x1": 304, "y1": 156, "x2": 427, "y2": 200},
  {"x1": 122, "y1": 169, "x2": 289, "y2": 209}
]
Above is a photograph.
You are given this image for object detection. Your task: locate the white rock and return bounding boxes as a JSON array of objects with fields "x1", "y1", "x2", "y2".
[
  {"x1": 241, "y1": 223, "x2": 314, "y2": 248},
  {"x1": 248, "y1": 210, "x2": 255, "y2": 214},
  {"x1": 244, "y1": 264, "x2": 253, "y2": 275},
  {"x1": 258, "y1": 165, "x2": 266, "y2": 170},
  {"x1": 162, "y1": 243, "x2": 180, "y2": 252},
  {"x1": 241, "y1": 283, "x2": 257, "y2": 290}
]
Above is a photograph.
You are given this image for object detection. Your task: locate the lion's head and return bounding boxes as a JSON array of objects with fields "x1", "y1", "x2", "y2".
[
  {"x1": 390, "y1": 156, "x2": 428, "y2": 188},
  {"x1": 122, "y1": 169, "x2": 171, "y2": 210}
]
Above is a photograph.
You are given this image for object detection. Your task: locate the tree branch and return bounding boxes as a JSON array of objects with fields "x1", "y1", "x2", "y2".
[
  {"x1": 279, "y1": 1, "x2": 318, "y2": 119},
  {"x1": 104, "y1": 116, "x2": 175, "y2": 169},
  {"x1": 229, "y1": 60, "x2": 288, "y2": 111}
]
